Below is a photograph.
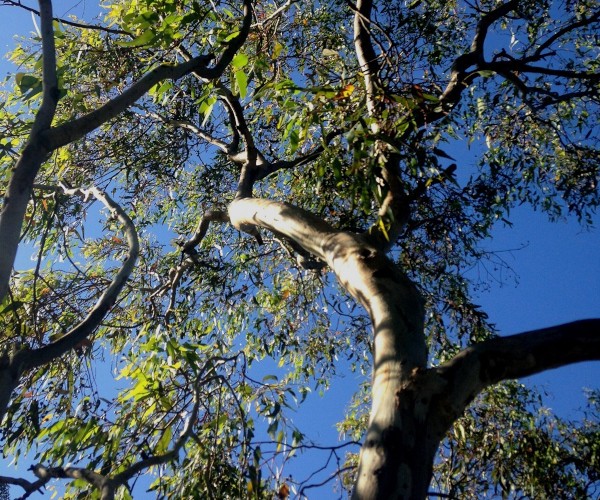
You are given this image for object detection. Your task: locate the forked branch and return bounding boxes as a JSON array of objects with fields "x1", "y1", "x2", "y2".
[
  {"x1": 438, "y1": 0, "x2": 519, "y2": 110},
  {"x1": 0, "y1": 0, "x2": 252, "y2": 304}
]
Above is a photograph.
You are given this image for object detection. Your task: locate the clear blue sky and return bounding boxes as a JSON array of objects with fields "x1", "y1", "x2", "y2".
[{"x1": 0, "y1": 1, "x2": 598, "y2": 497}]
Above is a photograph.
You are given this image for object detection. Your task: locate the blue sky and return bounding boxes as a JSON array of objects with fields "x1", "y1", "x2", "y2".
[
  {"x1": 0, "y1": 1, "x2": 599, "y2": 497},
  {"x1": 471, "y1": 206, "x2": 599, "y2": 417}
]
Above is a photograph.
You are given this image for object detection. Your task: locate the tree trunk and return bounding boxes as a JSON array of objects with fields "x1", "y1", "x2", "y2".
[
  {"x1": 0, "y1": 358, "x2": 21, "y2": 423},
  {"x1": 0, "y1": 143, "x2": 48, "y2": 301},
  {"x1": 228, "y1": 198, "x2": 441, "y2": 497},
  {"x1": 352, "y1": 361, "x2": 464, "y2": 499}
]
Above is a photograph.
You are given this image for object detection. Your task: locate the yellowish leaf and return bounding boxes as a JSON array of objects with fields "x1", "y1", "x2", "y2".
[{"x1": 333, "y1": 84, "x2": 355, "y2": 101}]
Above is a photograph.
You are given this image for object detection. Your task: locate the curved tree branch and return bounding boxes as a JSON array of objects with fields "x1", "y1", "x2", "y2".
[
  {"x1": 30, "y1": 464, "x2": 117, "y2": 500},
  {"x1": 438, "y1": 0, "x2": 519, "y2": 111},
  {"x1": 201, "y1": 0, "x2": 253, "y2": 79},
  {"x1": 441, "y1": 319, "x2": 600, "y2": 399},
  {"x1": 531, "y1": 10, "x2": 599, "y2": 60},
  {"x1": 479, "y1": 319, "x2": 600, "y2": 379},
  {"x1": 18, "y1": 184, "x2": 139, "y2": 370},
  {"x1": 252, "y1": 0, "x2": 299, "y2": 28},
  {"x1": 161, "y1": 76, "x2": 340, "y2": 198},
  {"x1": 228, "y1": 196, "x2": 426, "y2": 369},
  {"x1": 364, "y1": 153, "x2": 411, "y2": 252},
  {"x1": 0, "y1": 184, "x2": 139, "y2": 422},
  {"x1": 436, "y1": 1, "x2": 598, "y2": 118},
  {"x1": 228, "y1": 197, "x2": 428, "y2": 499},
  {"x1": 0, "y1": 473, "x2": 46, "y2": 499},
  {"x1": 148, "y1": 112, "x2": 233, "y2": 154},
  {"x1": 33, "y1": 0, "x2": 58, "y2": 135},
  {"x1": 486, "y1": 61, "x2": 599, "y2": 81},
  {"x1": 216, "y1": 85, "x2": 264, "y2": 198},
  {"x1": 153, "y1": 209, "x2": 231, "y2": 318},
  {"x1": 254, "y1": 128, "x2": 344, "y2": 181},
  {"x1": 217, "y1": 85, "x2": 262, "y2": 165},
  {"x1": 181, "y1": 210, "x2": 231, "y2": 255},
  {"x1": 45, "y1": 0, "x2": 252, "y2": 150},
  {"x1": 351, "y1": 1, "x2": 411, "y2": 250}
]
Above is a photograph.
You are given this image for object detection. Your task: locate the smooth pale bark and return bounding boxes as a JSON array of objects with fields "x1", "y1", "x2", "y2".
[
  {"x1": 0, "y1": 0, "x2": 57, "y2": 301},
  {"x1": 353, "y1": 0, "x2": 379, "y2": 117},
  {"x1": 229, "y1": 198, "x2": 600, "y2": 499},
  {"x1": 1, "y1": 1, "x2": 597, "y2": 496},
  {"x1": 437, "y1": 319, "x2": 600, "y2": 409},
  {"x1": 229, "y1": 197, "x2": 430, "y2": 497}
]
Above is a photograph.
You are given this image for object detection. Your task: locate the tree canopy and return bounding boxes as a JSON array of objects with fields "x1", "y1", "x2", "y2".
[{"x1": 0, "y1": 0, "x2": 599, "y2": 498}]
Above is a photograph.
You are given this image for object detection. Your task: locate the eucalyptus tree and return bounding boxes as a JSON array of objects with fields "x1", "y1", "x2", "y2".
[{"x1": 0, "y1": 0, "x2": 599, "y2": 498}]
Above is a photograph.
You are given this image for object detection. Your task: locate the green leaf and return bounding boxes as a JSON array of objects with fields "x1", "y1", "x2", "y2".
[
  {"x1": 474, "y1": 69, "x2": 496, "y2": 78},
  {"x1": 235, "y1": 70, "x2": 248, "y2": 99},
  {"x1": 273, "y1": 41, "x2": 284, "y2": 58},
  {"x1": 156, "y1": 426, "x2": 172, "y2": 454},
  {"x1": 15, "y1": 73, "x2": 39, "y2": 93},
  {"x1": 231, "y1": 53, "x2": 249, "y2": 69},
  {"x1": 289, "y1": 128, "x2": 299, "y2": 154},
  {"x1": 267, "y1": 419, "x2": 278, "y2": 436},
  {"x1": 0, "y1": 300, "x2": 24, "y2": 315},
  {"x1": 117, "y1": 29, "x2": 156, "y2": 47}
]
